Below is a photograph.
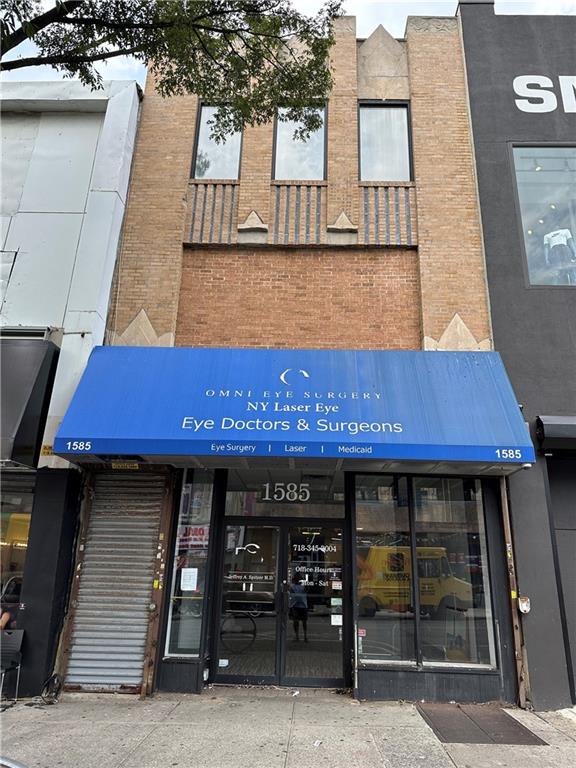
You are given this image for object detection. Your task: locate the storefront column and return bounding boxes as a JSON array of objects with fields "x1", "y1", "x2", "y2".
[
  {"x1": 507, "y1": 456, "x2": 573, "y2": 710},
  {"x1": 19, "y1": 468, "x2": 82, "y2": 696}
]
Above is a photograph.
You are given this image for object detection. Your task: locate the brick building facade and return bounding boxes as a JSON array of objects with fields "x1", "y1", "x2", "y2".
[
  {"x1": 52, "y1": 10, "x2": 544, "y2": 705},
  {"x1": 108, "y1": 16, "x2": 490, "y2": 354}
]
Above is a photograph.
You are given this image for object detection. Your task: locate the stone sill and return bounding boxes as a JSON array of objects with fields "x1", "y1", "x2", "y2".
[
  {"x1": 359, "y1": 180, "x2": 415, "y2": 187},
  {"x1": 271, "y1": 180, "x2": 328, "y2": 186}
]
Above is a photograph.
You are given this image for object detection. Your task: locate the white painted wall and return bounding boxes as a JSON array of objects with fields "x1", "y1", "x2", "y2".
[{"x1": 0, "y1": 81, "x2": 141, "y2": 468}]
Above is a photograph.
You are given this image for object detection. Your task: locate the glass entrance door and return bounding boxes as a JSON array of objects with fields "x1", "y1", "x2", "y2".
[
  {"x1": 284, "y1": 525, "x2": 344, "y2": 683},
  {"x1": 215, "y1": 522, "x2": 345, "y2": 686},
  {"x1": 217, "y1": 525, "x2": 280, "y2": 681}
]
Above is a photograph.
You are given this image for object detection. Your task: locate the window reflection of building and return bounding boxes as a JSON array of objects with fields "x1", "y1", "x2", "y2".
[
  {"x1": 193, "y1": 106, "x2": 242, "y2": 180},
  {"x1": 514, "y1": 147, "x2": 576, "y2": 285}
]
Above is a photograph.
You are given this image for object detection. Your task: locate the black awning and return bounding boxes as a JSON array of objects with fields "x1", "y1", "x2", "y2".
[
  {"x1": 536, "y1": 415, "x2": 576, "y2": 451},
  {"x1": 0, "y1": 339, "x2": 58, "y2": 467}
]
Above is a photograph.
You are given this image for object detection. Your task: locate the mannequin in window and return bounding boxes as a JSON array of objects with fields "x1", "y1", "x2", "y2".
[
  {"x1": 544, "y1": 226, "x2": 576, "y2": 263},
  {"x1": 543, "y1": 219, "x2": 576, "y2": 284}
]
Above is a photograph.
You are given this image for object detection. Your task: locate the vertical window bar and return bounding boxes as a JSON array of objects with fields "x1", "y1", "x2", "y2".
[
  {"x1": 363, "y1": 187, "x2": 370, "y2": 244},
  {"x1": 198, "y1": 184, "x2": 208, "y2": 243},
  {"x1": 190, "y1": 183, "x2": 199, "y2": 242},
  {"x1": 374, "y1": 187, "x2": 381, "y2": 246},
  {"x1": 346, "y1": 472, "x2": 358, "y2": 691},
  {"x1": 305, "y1": 186, "x2": 311, "y2": 244},
  {"x1": 274, "y1": 185, "x2": 281, "y2": 245},
  {"x1": 294, "y1": 186, "x2": 301, "y2": 244},
  {"x1": 384, "y1": 187, "x2": 391, "y2": 246},
  {"x1": 208, "y1": 184, "x2": 217, "y2": 243},
  {"x1": 218, "y1": 184, "x2": 227, "y2": 244},
  {"x1": 407, "y1": 477, "x2": 423, "y2": 665},
  {"x1": 315, "y1": 187, "x2": 321, "y2": 244},
  {"x1": 394, "y1": 187, "x2": 401, "y2": 245},
  {"x1": 284, "y1": 186, "x2": 291, "y2": 245},
  {"x1": 227, "y1": 184, "x2": 235, "y2": 245},
  {"x1": 405, "y1": 187, "x2": 412, "y2": 246}
]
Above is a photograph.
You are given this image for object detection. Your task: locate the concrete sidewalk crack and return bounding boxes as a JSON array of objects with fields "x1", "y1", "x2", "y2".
[
  {"x1": 116, "y1": 723, "x2": 164, "y2": 768},
  {"x1": 369, "y1": 729, "x2": 387, "y2": 766},
  {"x1": 440, "y1": 744, "x2": 459, "y2": 768},
  {"x1": 533, "y1": 711, "x2": 576, "y2": 743},
  {"x1": 163, "y1": 699, "x2": 183, "y2": 720},
  {"x1": 283, "y1": 700, "x2": 296, "y2": 768},
  {"x1": 114, "y1": 704, "x2": 180, "y2": 768}
]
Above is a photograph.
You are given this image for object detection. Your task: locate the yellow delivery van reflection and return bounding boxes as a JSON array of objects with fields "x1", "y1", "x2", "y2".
[{"x1": 357, "y1": 546, "x2": 472, "y2": 617}]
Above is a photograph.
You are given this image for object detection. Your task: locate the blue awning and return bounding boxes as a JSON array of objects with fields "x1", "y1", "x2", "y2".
[{"x1": 54, "y1": 346, "x2": 535, "y2": 473}]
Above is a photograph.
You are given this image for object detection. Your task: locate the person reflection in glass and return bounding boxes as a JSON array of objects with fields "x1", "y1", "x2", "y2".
[{"x1": 289, "y1": 574, "x2": 308, "y2": 642}]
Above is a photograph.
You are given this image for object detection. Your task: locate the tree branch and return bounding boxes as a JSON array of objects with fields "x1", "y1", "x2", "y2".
[
  {"x1": 234, "y1": 30, "x2": 287, "y2": 74},
  {"x1": 57, "y1": 15, "x2": 174, "y2": 31},
  {"x1": 221, "y1": 30, "x2": 251, "y2": 71},
  {"x1": 0, "y1": 44, "x2": 142, "y2": 71},
  {"x1": 53, "y1": 17, "x2": 291, "y2": 42},
  {"x1": 1, "y1": 0, "x2": 85, "y2": 54},
  {"x1": 190, "y1": 28, "x2": 231, "y2": 76},
  {"x1": 57, "y1": 7, "x2": 251, "y2": 31},
  {"x1": 188, "y1": 23, "x2": 292, "y2": 41}
]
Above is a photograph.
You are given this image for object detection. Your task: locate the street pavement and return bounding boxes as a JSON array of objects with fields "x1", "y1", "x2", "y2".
[{"x1": 1, "y1": 687, "x2": 575, "y2": 768}]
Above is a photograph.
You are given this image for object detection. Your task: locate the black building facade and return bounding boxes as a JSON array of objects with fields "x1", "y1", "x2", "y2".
[
  {"x1": 460, "y1": 0, "x2": 576, "y2": 710},
  {"x1": 0, "y1": 335, "x2": 82, "y2": 697}
]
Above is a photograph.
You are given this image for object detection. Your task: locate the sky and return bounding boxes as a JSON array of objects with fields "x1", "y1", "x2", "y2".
[{"x1": 1, "y1": 0, "x2": 576, "y2": 88}]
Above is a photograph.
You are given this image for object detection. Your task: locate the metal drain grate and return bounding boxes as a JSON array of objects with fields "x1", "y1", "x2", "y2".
[{"x1": 417, "y1": 704, "x2": 547, "y2": 745}]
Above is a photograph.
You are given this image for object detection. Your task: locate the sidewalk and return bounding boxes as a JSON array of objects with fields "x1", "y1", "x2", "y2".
[{"x1": 1, "y1": 687, "x2": 575, "y2": 768}]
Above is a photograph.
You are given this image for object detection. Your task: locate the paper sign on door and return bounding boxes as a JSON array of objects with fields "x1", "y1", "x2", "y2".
[{"x1": 181, "y1": 567, "x2": 198, "y2": 591}]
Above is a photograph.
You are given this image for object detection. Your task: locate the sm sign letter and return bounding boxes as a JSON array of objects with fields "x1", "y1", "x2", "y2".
[{"x1": 514, "y1": 75, "x2": 576, "y2": 113}]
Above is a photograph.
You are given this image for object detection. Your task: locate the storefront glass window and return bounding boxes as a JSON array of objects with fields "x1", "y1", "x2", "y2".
[
  {"x1": 355, "y1": 476, "x2": 416, "y2": 663},
  {"x1": 1, "y1": 478, "x2": 33, "y2": 630},
  {"x1": 193, "y1": 106, "x2": 242, "y2": 179},
  {"x1": 226, "y1": 469, "x2": 344, "y2": 518},
  {"x1": 513, "y1": 146, "x2": 576, "y2": 285},
  {"x1": 355, "y1": 476, "x2": 496, "y2": 669},
  {"x1": 274, "y1": 107, "x2": 325, "y2": 180},
  {"x1": 359, "y1": 105, "x2": 411, "y2": 182},
  {"x1": 164, "y1": 470, "x2": 214, "y2": 657},
  {"x1": 414, "y1": 478, "x2": 496, "y2": 667}
]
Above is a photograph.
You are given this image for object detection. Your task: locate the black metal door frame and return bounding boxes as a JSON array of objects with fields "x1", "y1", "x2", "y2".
[{"x1": 212, "y1": 515, "x2": 349, "y2": 688}]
